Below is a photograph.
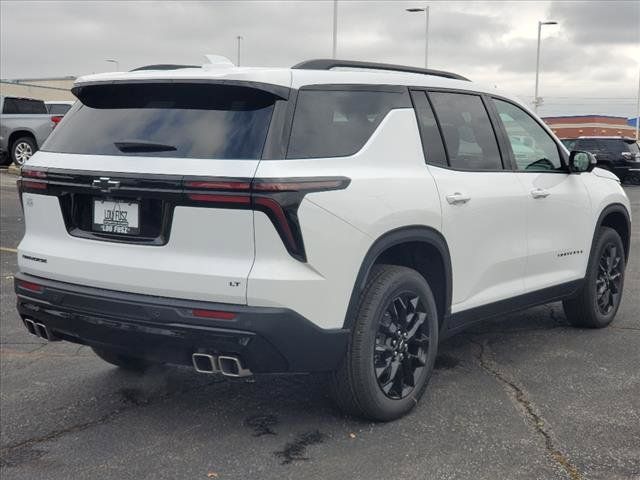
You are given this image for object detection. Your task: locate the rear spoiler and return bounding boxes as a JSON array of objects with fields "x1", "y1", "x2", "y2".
[{"x1": 71, "y1": 79, "x2": 290, "y2": 101}]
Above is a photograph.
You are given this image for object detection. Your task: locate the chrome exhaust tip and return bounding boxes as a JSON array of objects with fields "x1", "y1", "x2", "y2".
[
  {"x1": 218, "y1": 355, "x2": 252, "y2": 378},
  {"x1": 23, "y1": 318, "x2": 37, "y2": 336},
  {"x1": 192, "y1": 353, "x2": 218, "y2": 374},
  {"x1": 35, "y1": 322, "x2": 59, "y2": 341}
]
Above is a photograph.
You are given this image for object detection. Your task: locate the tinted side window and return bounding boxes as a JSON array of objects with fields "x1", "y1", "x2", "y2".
[
  {"x1": 2, "y1": 98, "x2": 18, "y2": 114},
  {"x1": 11, "y1": 98, "x2": 47, "y2": 114},
  {"x1": 410, "y1": 91, "x2": 447, "y2": 166},
  {"x1": 493, "y1": 99, "x2": 562, "y2": 171},
  {"x1": 287, "y1": 89, "x2": 408, "y2": 159},
  {"x1": 48, "y1": 104, "x2": 72, "y2": 115},
  {"x1": 429, "y1": 92, "x2": 502, "y2": 170}
]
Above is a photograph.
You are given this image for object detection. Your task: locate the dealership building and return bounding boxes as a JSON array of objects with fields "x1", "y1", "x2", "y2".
[{"x1": 543, "y1": 115, "x2": 637, "y2": 139}]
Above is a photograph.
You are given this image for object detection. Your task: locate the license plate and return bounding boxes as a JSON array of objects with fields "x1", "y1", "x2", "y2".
[{"x1": 92, "y1": 199, "x2": 140, "y2": 235}]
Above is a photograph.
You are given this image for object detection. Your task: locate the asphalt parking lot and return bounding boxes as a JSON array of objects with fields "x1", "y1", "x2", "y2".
[{"x1": 0, "y1": 170, "x2": 638, "y2": 480}]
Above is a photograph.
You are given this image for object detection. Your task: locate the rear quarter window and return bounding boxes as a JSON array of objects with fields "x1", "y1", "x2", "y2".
[{"x1": 286, "y1": 88, "x2": 410, "y2": 159}]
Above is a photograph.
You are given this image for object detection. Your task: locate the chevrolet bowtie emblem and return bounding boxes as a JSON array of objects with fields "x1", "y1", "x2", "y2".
[{"x1": 92, "y1": 177, "x2": 121, "y2": 193}]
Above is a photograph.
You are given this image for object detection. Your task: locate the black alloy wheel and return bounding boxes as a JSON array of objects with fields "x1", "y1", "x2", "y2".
[
  {"x1": 595, "y1": 243, "x2": 623, "y2": 316},
  {"x1": 563, "y1": 226, "x2": 625, "y2": 328},
  {"x1": 374, "y1": 292, "x2": 429, "y2": 400}
]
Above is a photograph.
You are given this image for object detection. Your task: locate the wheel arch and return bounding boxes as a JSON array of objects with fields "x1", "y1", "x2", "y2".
[
  {"x1": 8, "y1": 130, "x2": 38, "y2": 149},
  {"x1": 343, "y1": 226, "x2": 452, "y2": 331},
  {"x1": 592, "y1": 203, "x2": 631, "y2": 264}
]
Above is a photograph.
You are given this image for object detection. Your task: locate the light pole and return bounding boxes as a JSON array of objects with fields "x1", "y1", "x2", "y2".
[
  {"x1": 105, "y1": 59, "x2": 119, "y2": 71},
  {"x1": 635, "y1": 66, "x2": 639, "y2": 141},
  {"x1": 236, "y1": 36, "x2": 243, "y2": 67},
  {"x1": 332, "y1": 0, "x2": 338, "y2": 59},
  {"x1": 533, "y1": 20, "x2": 558, "y2": 113},
  {"x1": 406, "y1": 6, "x2": 430, "y2": 68}
]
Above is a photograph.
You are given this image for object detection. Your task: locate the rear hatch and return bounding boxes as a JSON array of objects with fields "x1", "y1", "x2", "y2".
[{"x1": 18, "y1": 80, "x2": 288, "y2": 304}]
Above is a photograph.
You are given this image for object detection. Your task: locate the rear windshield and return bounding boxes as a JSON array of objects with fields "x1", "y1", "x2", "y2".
[
  {"x1": 2, "y1": 97, "x2": 47, "y2": 114},
  {"x1": 42, "y1": 83, "x2": 277, "y2": 159},
  {"x1": 599, "y1": 139, "x2": 640, "y2": 154},
  {"x1": 286, "y1": 89, "x2": 409, "y2": 159}
]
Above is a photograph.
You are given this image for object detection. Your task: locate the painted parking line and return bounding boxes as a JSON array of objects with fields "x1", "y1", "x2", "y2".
[{"x1": 0, "y1": 247, "x2": 18, "y2": 253}]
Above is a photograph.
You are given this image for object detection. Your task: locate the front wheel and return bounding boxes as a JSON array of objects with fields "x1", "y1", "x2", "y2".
[
  {"x1": 331, "y1": 265, "x2": 439, "y2": 421},
  {"x1": 563, "y1": 227, "x2": 626, "y2": 328}
]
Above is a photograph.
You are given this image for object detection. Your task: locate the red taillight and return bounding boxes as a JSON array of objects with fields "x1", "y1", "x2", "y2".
[
  {"x1": 182, "y1": 176, "x2": 350, "y2": 261},
  {"x1": 51, "y1": 115, "x2": 63, "y2": 127},
  {"x1": 21, "y1": 180, "x2": 47, "y2": 190},
  {"x1": 253, "y1": 179, "x2": 348, "y2": 192},
  {"x1": 192, "y1": 309, "x2": 236, "y2": 320},
  {"x1": 185, "y1": 180, "x2": 250, "y2": 190},
  {"x1": 22, "y1": 169, "x2": 47, "y2": 179},
  {"x1": 187, "y1": 193, "x2": 251, "y2": 204},
  {"x1": 18, "y1": 280, "x2": 43, "y2": 293},
  {"x1": 253, "y1": 196, "x2": 297, "y2": 249}
]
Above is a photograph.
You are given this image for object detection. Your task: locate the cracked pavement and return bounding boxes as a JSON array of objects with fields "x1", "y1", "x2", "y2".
[{"x1": 1, "y1": 170, "x2": 639, "y2": 479}]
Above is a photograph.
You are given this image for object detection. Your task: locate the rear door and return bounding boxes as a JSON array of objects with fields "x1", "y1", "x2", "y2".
[
  {"x1": 18, "y1": 82, "x2": 285, "y2": 304},
  {"x1": 490, "y1": 97, "x2": 592, "y2": 291},
  {"x1": 414, "y1": 90, "x2": 528, "y2": 320}
]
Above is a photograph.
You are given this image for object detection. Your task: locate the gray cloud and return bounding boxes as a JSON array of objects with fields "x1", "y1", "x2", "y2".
[
  {"x1": 549, "y1": 0, "x2": 640, "y2": 45},
  {"x1": 0, "y1": 0, "x2": 638, "y2": 117}
]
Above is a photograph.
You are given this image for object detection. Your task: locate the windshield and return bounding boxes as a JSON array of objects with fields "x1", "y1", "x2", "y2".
[{"x1": 42, "y1": 83, "x2": 277, "y2": 159}]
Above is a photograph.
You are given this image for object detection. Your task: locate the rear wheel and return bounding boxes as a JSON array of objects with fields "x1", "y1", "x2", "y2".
[
  {"x1": 11, "y1": 136, "x2": 37, "y2": 166},
  {"x1": 92, "y1": 347, "x2": 152, "y2": 372},
  {"x1": 563, "y1": 227, "x2": 625, "y2": 328},
  {"x1": 331, "y1": 265, "x2": 439, "y2": 421}
]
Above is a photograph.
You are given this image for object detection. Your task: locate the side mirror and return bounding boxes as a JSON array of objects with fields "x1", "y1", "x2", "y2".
[{"x1": 569, "y1": 150, "x2": 597, "y2": 173}]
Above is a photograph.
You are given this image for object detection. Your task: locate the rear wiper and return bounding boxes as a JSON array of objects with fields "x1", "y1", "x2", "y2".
[{"x1": 114, "y1": 140, "x2": 177, "y2": 153}]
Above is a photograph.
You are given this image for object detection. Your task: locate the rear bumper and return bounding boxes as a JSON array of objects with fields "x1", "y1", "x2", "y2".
[{"x1": 14, "y1": 273, "x2": 349, "y2": 373}]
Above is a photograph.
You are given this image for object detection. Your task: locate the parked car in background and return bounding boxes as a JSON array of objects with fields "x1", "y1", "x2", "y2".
[
  {"x1": 45, "y1": 101, "x2": 75, "y2": 115},
  {"x1": 0, "y1": 96, "x2": 57, "y2": 166},
  {"x1": 45, "y1": 101, "x2": 75, "y2": 129},
  {"x1": 560, "y1": 136, "x2": 640, "y2": 183}
]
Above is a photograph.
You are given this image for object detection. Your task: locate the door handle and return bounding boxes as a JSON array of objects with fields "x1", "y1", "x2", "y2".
[
  {"x1": 446, "y1": 192, "x2": 471, "y2": 205},
  {"x1": 530, "y1": 188, "x2": 551, "y2": 199}
]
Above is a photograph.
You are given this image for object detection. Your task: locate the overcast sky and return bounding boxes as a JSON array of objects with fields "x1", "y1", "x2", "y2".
[{"x1": 1, "y1": 0, "x2": 638, "y2": 117}]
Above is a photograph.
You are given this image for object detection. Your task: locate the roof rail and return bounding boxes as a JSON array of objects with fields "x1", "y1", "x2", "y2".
[
  {"x1": 292, "y1": 59, "x2": 470, "y2": 82},
  {"x1": 130, "y1": 64, "x2": 199, "y2": 72}
]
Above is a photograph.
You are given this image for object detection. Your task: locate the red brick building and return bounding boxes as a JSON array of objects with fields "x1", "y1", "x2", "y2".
[{"x1": 542, "y1": 115, "x2": 636, "y2": 139}]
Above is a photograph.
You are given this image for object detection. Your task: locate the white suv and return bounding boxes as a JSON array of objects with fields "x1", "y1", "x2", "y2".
[{"x1": 15, "y1": 58, "x2": 631, "y2": 421}]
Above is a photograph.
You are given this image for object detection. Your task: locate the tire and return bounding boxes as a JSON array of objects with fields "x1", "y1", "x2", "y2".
[
  {"x1": 563, "y1": 227, "x2": 626, "y2": 328},
  {"x1": 331, "y1": 265, "x2": 439, "y2": 421},
  {"x1": 0, "y1": 152, "x2": 12, "y2": 166},
  {"x1": 11, "y1": 136, "x2": 37, "y2": 166},
  {"x1": 92, "y1": 347, "x2": 152, "y2": 372}
]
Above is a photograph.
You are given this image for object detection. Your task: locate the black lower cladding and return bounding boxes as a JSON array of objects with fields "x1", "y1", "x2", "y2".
[{"x1": 14, "y1": 273, "x2": 349, "y2": 373}]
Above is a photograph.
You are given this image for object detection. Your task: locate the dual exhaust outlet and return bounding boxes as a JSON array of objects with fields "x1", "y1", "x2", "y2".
[
  {"x1": 192, "y1": 353, "x2": 252, "y2": 378},
  {"x1": 23, "y1": 318, "x2": 60, "y2": 341},
  {"x1": 23, "y1": 318, "x2": 251, "y2": 378}
]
